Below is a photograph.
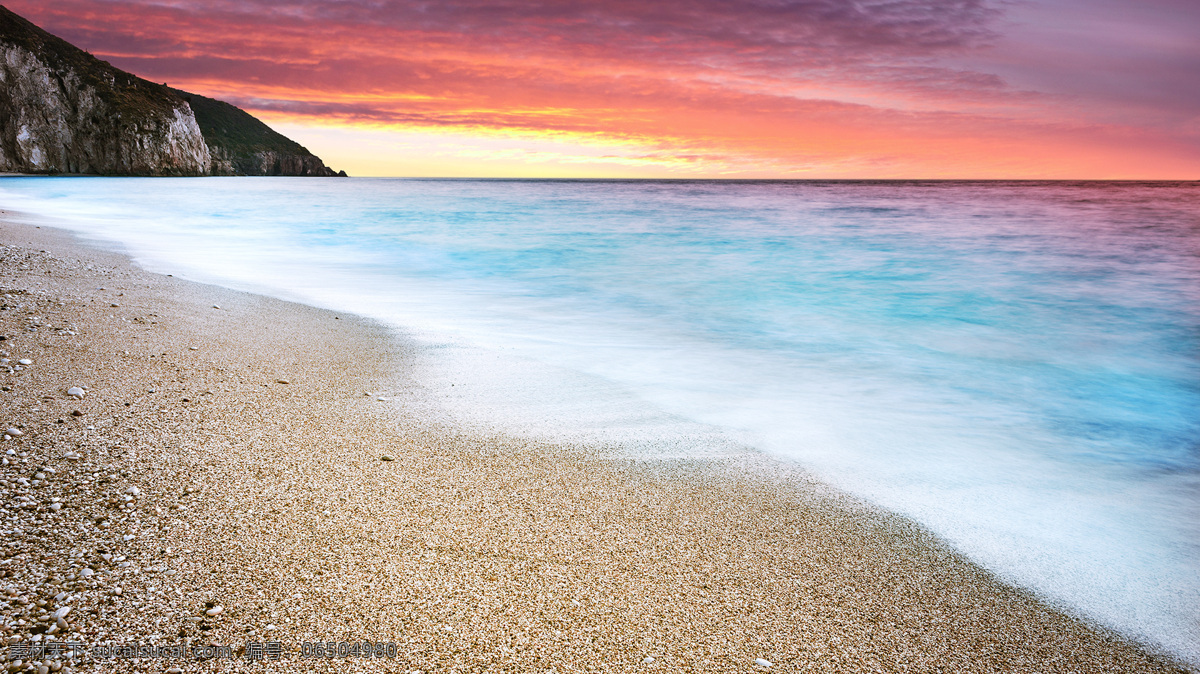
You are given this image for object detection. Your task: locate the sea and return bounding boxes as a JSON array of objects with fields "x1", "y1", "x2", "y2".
[{"x1": 1, "y1": 177, "x2": 1197, "y2": 662}]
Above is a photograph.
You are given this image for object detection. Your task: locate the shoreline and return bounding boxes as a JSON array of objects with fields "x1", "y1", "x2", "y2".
[{"x1": 0, "y1": 213, "x2": 1191, "y2": 672}]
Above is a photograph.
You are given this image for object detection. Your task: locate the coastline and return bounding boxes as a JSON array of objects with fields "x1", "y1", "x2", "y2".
[{"x1": 0, "y1": 213, "x2": 1190, "y2": 672}]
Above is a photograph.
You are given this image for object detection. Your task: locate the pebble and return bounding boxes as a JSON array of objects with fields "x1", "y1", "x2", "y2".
[
  {"x1": 206, "y1": 606, "x2": 223, "y2": 616},
  {"x1": 125, "y1": 486, "x2": 140, "y2": 496},
  {"x1": 755, "y1": 658, "x2": 773, "y2": 668},
  {"x1": 78, "y1": 568, "x2": 94, "y2": 578},
  {"x1": 4, "y1": 428, "x2": 22, "y2": 437},
  {"x1": 49, "y1": 503, "x2": 62, "y2": 511},
  {"x1": 643, "y1": 656, "x2": 655, "y2": 664},
  {"x1": 17, "y1": 359, "x2": 31, "y2": 365},
  {"x1": 66, "y1": 387, "x2": 85, "y2": 399},
  {"x1": 52, "y1": 607, "x2": 70, "y2": 619}
]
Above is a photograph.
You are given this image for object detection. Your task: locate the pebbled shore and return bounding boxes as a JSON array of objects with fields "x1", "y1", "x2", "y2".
[{"x1": 0, "y1": 212, "x2": 1192, "y2": 673}]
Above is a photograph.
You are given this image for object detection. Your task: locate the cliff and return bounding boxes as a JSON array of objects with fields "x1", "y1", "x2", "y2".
[
  {"x1": 0, "y1": 6, "x2": 209, "y2": 175},
  {"x1": 170, "y1": 89, "x2": 344, "y2": 177},
  {"x1": 0, "y1": 5, "x2": 342, "y2": 177}
]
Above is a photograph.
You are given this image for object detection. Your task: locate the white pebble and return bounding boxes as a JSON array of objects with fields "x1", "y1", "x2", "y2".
[
  {"x1": 206, "y1": 606, "x2": 224, "y2": 616},
  {"x1": 643, "y1": 656, "x2": 655, "y2": 664},
  {"x1": 49, "y1": 503, "x2": 62, "y2": 511},
  {"x1": 4, "y1": 428, "x2": 21, "y2": 437},
  {"x1": 17, "y1": 359, "x2": 32, "y2": 365},
  {"x1": 79, "y1": 568, "x2": 94, "y2": 578},
  {"x1": 755, "y1": 658, "x2": 773, "y2": 668},
  {"x1": 52, "y1": 606, "x2": 71, "y2": 619},
  {"x1": 66, "y1": 387, "x2": 85, "y2": 399},
  {"x1": 123, "y1": 534, "x2": 135, "y2": 542},
  {"x1": 125, "y1": 486, "x2": 140, "y2": 496}
]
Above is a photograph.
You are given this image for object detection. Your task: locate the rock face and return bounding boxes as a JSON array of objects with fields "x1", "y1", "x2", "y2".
[
  {"x1": 0, "y1": 6, "x2": 342, "y2": 177},
  {"x1": 0, "y1": 7, "x2": 209, "y2": 175}
]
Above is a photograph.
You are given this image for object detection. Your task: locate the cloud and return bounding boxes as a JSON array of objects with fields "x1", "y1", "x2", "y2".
[{"x1": 5, "y1": 0, "x2": 1199, "y2": 177}]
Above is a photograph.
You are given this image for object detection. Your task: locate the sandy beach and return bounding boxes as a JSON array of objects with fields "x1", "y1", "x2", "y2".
[{"x1": 0, "y1": 212, "x2": 1190, "y2": 673}]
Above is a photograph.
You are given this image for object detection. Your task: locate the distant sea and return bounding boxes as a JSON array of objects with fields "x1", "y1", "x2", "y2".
[{"x1": 2, "y1": 178, "x2": 1198, "y2": 662}]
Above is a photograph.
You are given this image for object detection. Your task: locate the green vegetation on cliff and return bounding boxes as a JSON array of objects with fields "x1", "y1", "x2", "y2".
[{"x1": 170, "y1": 89, "x2": 309, "y2": 159}]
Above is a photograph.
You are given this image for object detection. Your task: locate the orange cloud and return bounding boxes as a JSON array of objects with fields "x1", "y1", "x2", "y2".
[{"x1": 7, "y1": 0, "x2": 1199, "y2": 177}]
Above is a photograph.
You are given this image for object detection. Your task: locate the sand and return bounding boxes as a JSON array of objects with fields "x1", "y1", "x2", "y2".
[{"x1": 0, "y1": 211, "x2": 1191, "y2": 673}]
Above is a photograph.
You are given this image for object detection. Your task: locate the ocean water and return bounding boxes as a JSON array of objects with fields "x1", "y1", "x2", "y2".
[{"x1": 1, "y1": 177, "x2": 1198, "y2": 661}]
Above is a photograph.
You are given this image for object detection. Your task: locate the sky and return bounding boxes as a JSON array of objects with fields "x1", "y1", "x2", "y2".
[{"x1": 7, "y1": 0, "x2": 1200, "y2": 178}]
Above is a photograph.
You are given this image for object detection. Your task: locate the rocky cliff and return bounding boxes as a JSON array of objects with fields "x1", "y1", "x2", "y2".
[
  {"x1": 0, "y1": 6, "x2": 342, "y2": 177},
  {"x1": 171, "y1": 89, "x2": 344, "y2": 177},
  {"x1": 0, "y1": 6, "x2": 209, "y2": 175}
]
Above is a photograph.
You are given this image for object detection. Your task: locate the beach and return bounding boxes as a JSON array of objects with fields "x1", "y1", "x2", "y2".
[{"x1": 0, "y1": 211, "x2": 1191, "y2": 673}]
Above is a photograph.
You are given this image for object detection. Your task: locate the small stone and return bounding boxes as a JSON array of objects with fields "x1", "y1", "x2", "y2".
[
  {"x1": 381, "y1": 456, "x2": 394, "y2": 461},
  {"x1": 110, "y1": 303, "x2": 120, "y2": 307},
  {"x1": 755, "y1": 659, "x2": 773, "y2": 668},
  {"x1": 66, "y1": 387, "x2": 85, "y2": 399},
  {"x1": 49, "y1": 503, "x2": 62, "y2": 512},
  {"x1": 643, "y1": 656, "x2": 655, "y2": 664},
  {"x1": 52, "y1": 607, "x2": 70, "y2": 619},
  {"x1": 212, "y1": 305, "x2": 221, "y2": 309},
  {"x1": 125, "y1": 486, "x2": 140, "y2": 496},
  {"x1": 4, "y1": 428, "x2": 22, "y2": 437},
  {"x1": 205, "y1": 606, "x2": 223, "y2": 617},
  {"x1": 17, "y1": 359, "x2": 32, "y2": 365},
  {"x1": 189, "y1": 346, "x2": 198, "y2": 350},
  {"x1": 78, "y1": 568, "x2": 94, "y2": 578},
  {"x1": 123, "y1": 534, "x2": 135, "y2": 542},
  {"x1": 276, "y1": 379, "x2": 290, "y2": 384},
  {"x1": 71, "y1": 410, "x2": 83, "y2": 417}
]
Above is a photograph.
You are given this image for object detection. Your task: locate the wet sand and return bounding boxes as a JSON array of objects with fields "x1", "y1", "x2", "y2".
[{"x1": 0, "y1": 212, "x2": 1191, "y2": 672}]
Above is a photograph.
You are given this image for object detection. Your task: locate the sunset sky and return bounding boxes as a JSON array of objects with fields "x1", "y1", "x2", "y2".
[{"x1": 8, "y1": 0, "x2": 1199, "y2": 178}]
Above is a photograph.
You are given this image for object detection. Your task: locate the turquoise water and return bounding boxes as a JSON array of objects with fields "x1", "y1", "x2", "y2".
[{"x1": 2, "y1": 178, "x2": 1198, "y2": 660}]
